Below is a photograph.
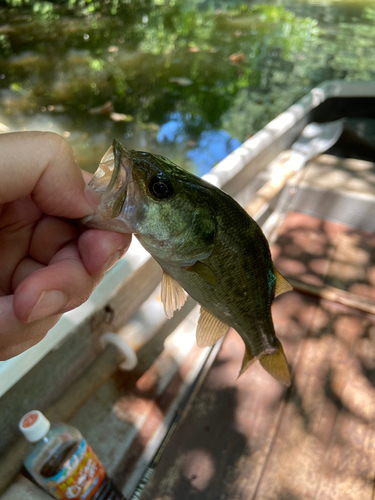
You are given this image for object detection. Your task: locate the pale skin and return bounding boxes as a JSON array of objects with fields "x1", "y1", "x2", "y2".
[{"x1": 0, "y1": 131, "x2": 132, "y2": 360}]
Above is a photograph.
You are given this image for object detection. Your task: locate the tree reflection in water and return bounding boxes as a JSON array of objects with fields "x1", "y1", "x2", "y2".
[{"x1": 0, "y1": 0, "x2": 374, "y2": 173}]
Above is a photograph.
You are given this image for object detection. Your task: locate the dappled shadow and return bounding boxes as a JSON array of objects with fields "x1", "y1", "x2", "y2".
[
  {"x1": 272, "y1": 211, "x2": 375, "y2": 300},
  {"x1": 300, "y1": 153, "x2": 375, "y2": 198},
  {"x1": 253, "y1": 209, "x2": 375, "y2": 500},
  {"x1": 115, "y1": 284, "x2": 375, "y2": 499},
  {"x1": 111, "y1": 209, "x2": 375, "y2": 500},
  {"x1": 139, "y1": 386, "x2": 247, "y2": 500},
  {"x1": 133, "y1": 328, "x2": 288, "y2": 500}
]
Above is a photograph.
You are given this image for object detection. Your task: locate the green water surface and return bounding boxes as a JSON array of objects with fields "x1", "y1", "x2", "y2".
[{"x1": 0, "y1": 0, "x2": 374, "y2": 173}]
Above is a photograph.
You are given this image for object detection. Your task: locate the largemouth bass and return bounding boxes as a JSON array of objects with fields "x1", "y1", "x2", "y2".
[{"x1": 84, "y1": 140, "x2": 292, "y2": 385}]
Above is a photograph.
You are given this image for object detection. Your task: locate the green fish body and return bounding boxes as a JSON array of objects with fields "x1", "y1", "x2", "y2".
[{"x1": 83, "y1": 140, "x2": 292, "y2": 385}]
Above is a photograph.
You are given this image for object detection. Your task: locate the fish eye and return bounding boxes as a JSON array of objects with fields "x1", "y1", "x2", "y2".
[{"x1": 148, "y1": 174, "x2": 174, "y2": 200}]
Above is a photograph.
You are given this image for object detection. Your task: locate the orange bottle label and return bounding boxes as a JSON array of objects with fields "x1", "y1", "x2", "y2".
[{"x1": 43, "y1": 439, "x2": 106, "y2": 499}]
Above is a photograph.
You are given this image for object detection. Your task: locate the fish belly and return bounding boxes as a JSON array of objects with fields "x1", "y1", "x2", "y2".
[{"x1": 157, "y1": 248, "x2": 278, "y2": 360}]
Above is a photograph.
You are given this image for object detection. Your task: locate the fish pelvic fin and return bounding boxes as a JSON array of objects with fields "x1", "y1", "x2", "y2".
[
  {"x1": 273, "y1": 266, "x2": 293, "y2": 298},
  {"x1": 196, "y1": 307, "x2": 229, "y2": 347},
  {"x1": 259, "y1": 339, "x2": 291, "y2": 386},
  {"x1": 239, "y1": 339, "x2": 291, "y2": 386},
  {"x1": 161, "y1": 271, "x2": 187, "y2": 319}
]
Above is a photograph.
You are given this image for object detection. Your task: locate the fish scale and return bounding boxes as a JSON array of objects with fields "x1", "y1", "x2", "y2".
[{"x1": 156, "y1": 192, "x2": 277, "y2": 355}]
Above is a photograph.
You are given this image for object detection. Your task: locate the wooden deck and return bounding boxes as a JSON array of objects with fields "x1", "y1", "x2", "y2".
[{"x1": 136, "y1": 209, "x2": 375, "y2": 499}]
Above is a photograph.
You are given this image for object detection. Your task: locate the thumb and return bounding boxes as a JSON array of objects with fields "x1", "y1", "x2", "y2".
[{"x1": 0, "y1": 131, "x2": 94, "y2": 218}]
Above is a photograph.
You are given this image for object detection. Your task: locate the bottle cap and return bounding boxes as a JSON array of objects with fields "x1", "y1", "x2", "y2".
[{"x1": 19, "y1": 410, "x2": 51, "y2": 443}]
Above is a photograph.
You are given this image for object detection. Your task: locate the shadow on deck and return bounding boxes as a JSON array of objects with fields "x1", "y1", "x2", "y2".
[{"x1": 137, "y1": 210, "x2": 375, "y2": 500}]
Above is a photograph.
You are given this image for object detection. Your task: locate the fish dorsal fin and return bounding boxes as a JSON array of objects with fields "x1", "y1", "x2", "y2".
[
  {"x1": 161, "y1": 272, "x2": 187, "y2": 319},
  {"x1": 273, "y1": 267, "x2": 293, "y2": 298},
  {"x1": 196, "y1": 307, "x2": 229, "y2": 347},
  {"x1": 185, "y1": 261, "x2": 217, "y2": 286},
  {"x1": 260, "y1": 339, "x2": 291, "y2": 386}
]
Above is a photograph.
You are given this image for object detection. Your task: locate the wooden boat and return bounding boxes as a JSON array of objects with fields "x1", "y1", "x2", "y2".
[{"x1": 2, "y1": 80, "x2": 375, "y2": 499}]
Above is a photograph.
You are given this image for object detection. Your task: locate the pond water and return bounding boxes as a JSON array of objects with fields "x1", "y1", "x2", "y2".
[{"x1": 1, "y1": 0, "x2": 375, "y2": 174}]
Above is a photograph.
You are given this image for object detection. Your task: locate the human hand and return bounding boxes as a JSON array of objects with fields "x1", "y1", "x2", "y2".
[{"x1": 0, "y1": 132, "x2": 131, "y2": 360}]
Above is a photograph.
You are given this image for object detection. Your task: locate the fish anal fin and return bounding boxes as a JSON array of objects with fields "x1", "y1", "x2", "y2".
[
  {"x1": 185, "y1": 261, "x2": 217, "y2": 286},
  {"x1": 259, "y1": 339, "x2": 291, "y2": 386},
  {"x1": 196, "y1": 307, "x2": 229, "y2": 347},
  {"x1": 274, "y1": 267, "x2": 293, "y2": 298},
  {"x1": 161, "y1": 272, "x2": 187, "y2": 319}
]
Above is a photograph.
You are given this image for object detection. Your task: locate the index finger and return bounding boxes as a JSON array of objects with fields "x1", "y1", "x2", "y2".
[{"x1": 0, "y1": 131, "x2": 94, "y2": 219}]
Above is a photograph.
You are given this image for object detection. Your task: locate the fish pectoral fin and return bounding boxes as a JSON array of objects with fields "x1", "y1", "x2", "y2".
[
  {"x1": 273, "y1": 267, "x2": 293, "y2": 297},
  {"x1": 259, "y1": 339, "x2": 291, "y2": 386},
  {"x1": 161, "y1": 272, "x2": 187, "y2": 319},
  {"x1": 184, "y1": 261, "x2": 217, "y2": 286},
  {"x1": 196, "y1": 307, "x2": 229, "y2": 347}
]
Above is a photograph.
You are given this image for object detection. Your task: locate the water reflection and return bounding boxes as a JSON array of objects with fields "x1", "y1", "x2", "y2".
[
  {"x1": 186, "y1": 130, "x2": 241, "y2": 176},
  {"x1": 156, "y1": 112, "x2": 241, "y2": 175},
  {"x1": 0, "y1": 0, "x2": 374, "y2": 172},
  {"x1": 157, "y1": 112, "x2": 186, "y2": 145}
]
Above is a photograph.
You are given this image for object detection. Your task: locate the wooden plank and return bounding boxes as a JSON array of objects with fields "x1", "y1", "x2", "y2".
[
  {"x1": 137, "y1": 210, "x2": 375, "y2": 500},
  {"x1": 254, "y1": 299, "x2": 375, "y2": 500},
  {"x1": 286, "y1": 184, "x2": 375, "y2": 234},
  {"x1": 299, "y1": 154, "x2": 375, "y2": 198},
  {"x1": 288, "y1": 279, "x2": 375, "y2": 316},
  {"x1": 138, "y1": 292, "x2": 316, "y2": 500},
  {"x1": 254, "y1": 211, "x2": 375, "y2": 499},
  {"x1": 113, "y1": 314, "x2": 212, "y2": 496},
  {"x1": 64, "y1": 307, "x2": 214, "y2": 496},
  {"x1": 272, "y1": 211, "x2": 375, "y2": 302},
  {"x1": 136, "y1": 294, "x2": 375, "y2": 500},
  {"x1": 315, "y1": 411, "x2": 375, "y2": 500},
  {"x1": 90, "y1": 257, "x2": 162, "y2": 336},
  {"x1": 313, "y1": 308, "x2": 375, "y2": 499},
  {"x1": 271, "y1": 210, "x2": 346, "y2": 287},
  {"x1": 245, "y1": 151, "x2": 294, "y2": 218}
]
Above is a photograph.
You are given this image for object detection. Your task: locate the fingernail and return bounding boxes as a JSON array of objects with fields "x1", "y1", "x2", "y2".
[
  {"x1": 27, "y1": 291, "x2": 67, "y2": 323},
  {"x1": 101, "y1": 250, "x2": 122, "y2": 274}
]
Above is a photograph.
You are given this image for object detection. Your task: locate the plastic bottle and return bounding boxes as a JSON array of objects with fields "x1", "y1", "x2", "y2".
[{"x1": 19, "y1": 410, "x2": 126, "y2": 500}]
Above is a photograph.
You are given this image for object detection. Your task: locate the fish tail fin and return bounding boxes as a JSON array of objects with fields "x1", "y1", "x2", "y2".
[
  {"x1": 259, "y1": 339, "x2": 291, "y2": 386},
  {"x1": 239, "y1": 339, "x2": 291, "y2": 386},
  {"x1": 238, "y1": 348, "x2": 257, "y2": 379}
]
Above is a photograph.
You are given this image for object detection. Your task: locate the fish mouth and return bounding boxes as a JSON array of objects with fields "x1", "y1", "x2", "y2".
[{"x1": 81, "y1": 139, "x2": 136, "y2": 233}]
